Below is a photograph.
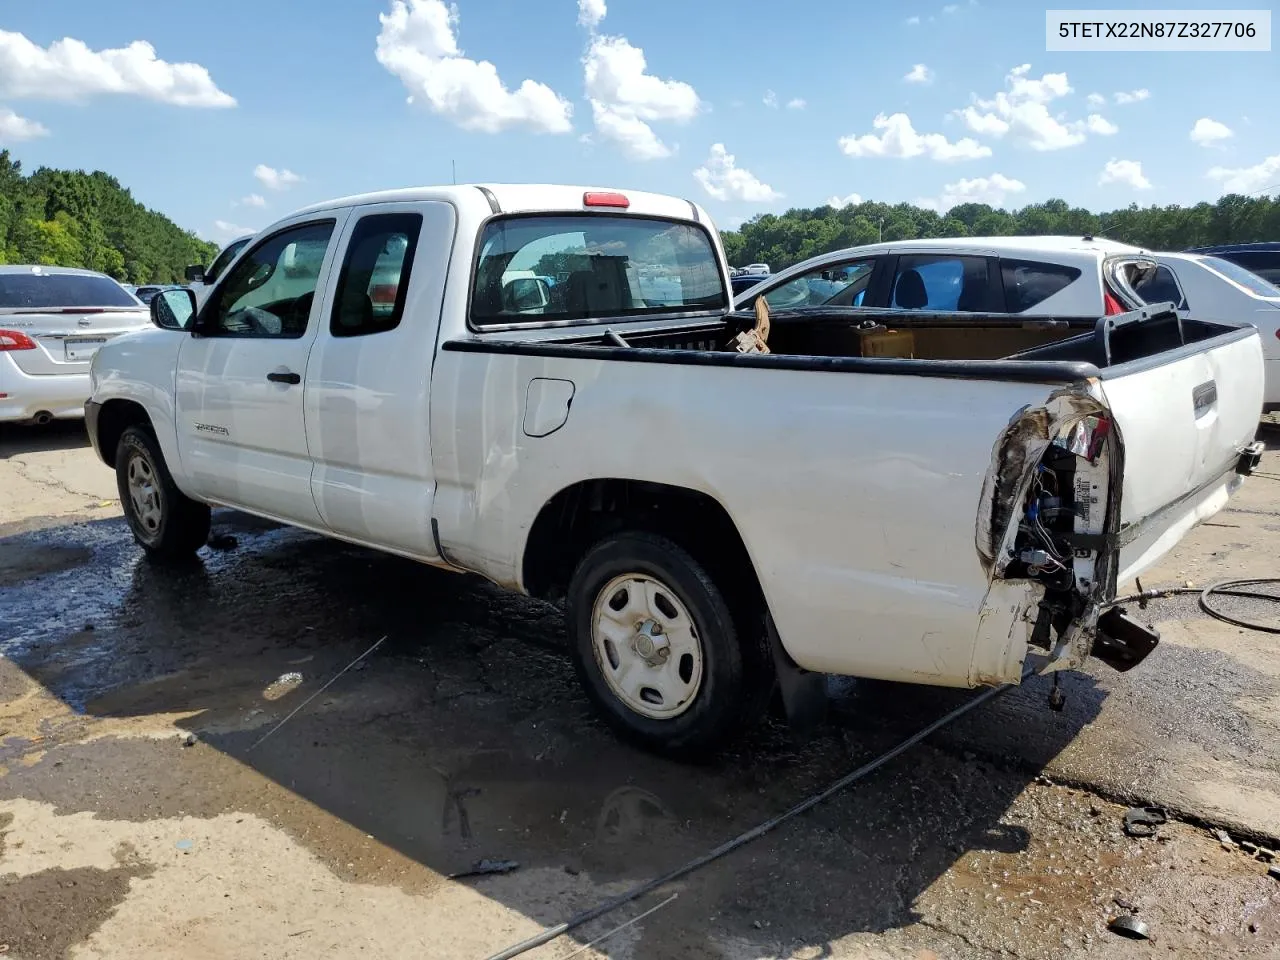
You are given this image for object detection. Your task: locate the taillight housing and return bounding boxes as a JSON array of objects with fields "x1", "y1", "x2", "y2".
[
  {"x1": 0, "y1": 329, "x2": 37, "y2": 351},
  {"x1": 1103, "y1": 291, "x2": 1125, "y2": 316}
]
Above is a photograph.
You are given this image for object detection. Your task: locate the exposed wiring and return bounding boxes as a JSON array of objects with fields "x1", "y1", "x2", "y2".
[{"x1": 480, "y1": 671, "x2": 1030, "y2": 960}]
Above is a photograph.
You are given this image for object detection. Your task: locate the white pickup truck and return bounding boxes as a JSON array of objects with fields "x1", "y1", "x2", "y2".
[{"x1": 85, "y1": 184, "x2": 1266, "y2": 756}]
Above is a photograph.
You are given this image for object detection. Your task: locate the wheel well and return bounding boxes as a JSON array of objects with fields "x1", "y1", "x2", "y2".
[
  {"x1": 523, "y1": 479, "x2": 764, "y2": 614},
  {"x1": 96, "y1": 399, "x2": 153, "y2": 468}
]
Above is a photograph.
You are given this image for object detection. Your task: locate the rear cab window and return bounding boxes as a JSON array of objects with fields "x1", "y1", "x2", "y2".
[
  {"x1": 470, "y1": 215, "x2": 726, "y2": 327},
  {"x1": 0, "y1": 271, "x2": 139, "y2": 309}
]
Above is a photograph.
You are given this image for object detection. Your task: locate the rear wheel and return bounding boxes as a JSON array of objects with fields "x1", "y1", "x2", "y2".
[
  {"x1": 116, "y1": 425, "x2": 210, "y2": 561},
  {"x1": 567, "y1": 531, "x2": 760, "y2": 757}
]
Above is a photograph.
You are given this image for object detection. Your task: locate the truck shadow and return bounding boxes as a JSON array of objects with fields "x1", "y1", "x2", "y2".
[{"x1": 0, "y1": 510, "x2": 1111, "y2": 958}]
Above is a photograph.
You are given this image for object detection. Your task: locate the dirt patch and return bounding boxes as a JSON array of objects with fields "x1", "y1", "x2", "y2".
[
  {"x1": 0, "y1": 544, "x2": 91, "y2": 588},
  {"x1": 0, "y1": 864, "x2": 149, "y2": 959}
]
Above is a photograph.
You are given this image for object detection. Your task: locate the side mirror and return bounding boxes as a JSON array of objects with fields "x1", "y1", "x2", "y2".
[
  {"x1": 184, "y1": 264, "x2": 206, "y2": 283},
  {"x1": 152, "y1": 288, "x2": 198, "y2": 331}
]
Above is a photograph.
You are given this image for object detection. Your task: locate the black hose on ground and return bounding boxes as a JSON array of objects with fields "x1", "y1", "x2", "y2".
[
  {"x1": 480, "y1": 674, "x2": 1028, "y2": 960},
  {"x1": 1107, "y1": 577, "x2": 1280, "y2": 635},
  {"x1": 481, "y1": 579, "x2": 1280, "y2": 959}
]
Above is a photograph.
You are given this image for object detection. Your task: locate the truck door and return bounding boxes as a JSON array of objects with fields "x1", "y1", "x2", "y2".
[
  {"x1": 175, "y1": 215, "x2": 347, "y2": 526},
  {"x1": 304, "y1": 200, "x2": 457, "y2": 558}
]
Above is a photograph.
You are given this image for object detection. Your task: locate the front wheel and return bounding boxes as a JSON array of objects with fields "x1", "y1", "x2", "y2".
[
  {"x1": 116, "y1": 425, "x2": 211, "y2": 561},
  {"x1": 567, "y1": 532, "x2": 759, "y2": 757}
]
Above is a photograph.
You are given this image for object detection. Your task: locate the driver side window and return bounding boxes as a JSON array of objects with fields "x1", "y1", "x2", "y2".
[{"x1": 205, "y1": 221, "x2": 336, "y2": 338}]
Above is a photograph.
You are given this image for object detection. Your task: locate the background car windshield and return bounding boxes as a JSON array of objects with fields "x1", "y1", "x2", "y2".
[
  {"x1": 471, "y1": 215, "x2": 726, "y2": 324},
  {"x1": 0, "y1": 273, "x2": 139, "y2": 308},
  {"x1": 762, "y1": 262, "x2": 873, "y2": 309},
  {"x1": 1199, "y1": 256, "x2": 1280, "y2": 299}
]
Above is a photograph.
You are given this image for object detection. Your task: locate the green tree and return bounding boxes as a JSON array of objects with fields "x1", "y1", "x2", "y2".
[
  {"x1": 721, "y1": 192, "x2": 1280, "y2": 270},
  {"x1": 0, "y1": 150, "x2": 216, "y2": 282}
]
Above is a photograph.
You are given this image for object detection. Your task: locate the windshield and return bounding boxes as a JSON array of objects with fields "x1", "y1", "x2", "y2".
[
  {"x1": 1197, "y1": 256, "x2": 1280, "y2": 300},
  {"x1": 471, "y1": 215, "x2": 726, "y2": 325},
  {"x1": 0, "y1": 271, "x2": 139, "y2": 309}
]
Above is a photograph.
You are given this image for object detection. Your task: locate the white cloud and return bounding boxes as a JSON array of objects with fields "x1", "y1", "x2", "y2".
[
  {"x1": 1113, "y1": 88, "x2": 1150, "y2": 105},
  {"x1": 0, "y1": 106, "x2": 48, "y2": 141},
  {"x1": 583, "y1": 33, "x2": 700, "y2": 160},
  {"x1": 1099, "y1": 158, "x2": 1151, "y2": 190},
  {"x1": 906, "y1": 15, "x2": 921, "y2": 25},
  {"x1": 237, "y1": 193, "x2": 267, "y2": 208},
  {"x1": 958, "y1": 64, "x2": 1107, "y2": 151},
  {"x1": 958, "y1": 107, "x2": 1009, "y2": 137},
  {"x1": 840, "y1": 112, "x2": 991, "y2": 162},
  {"x1": 376, "y1": 0, "x2": 572, "y2": 134},
  {"x1": 763, "y1": 89, "x2": 778, "y2": 108},
  {"x1": 827, "y1": 193, "x2": 863, "y2": 207},
  {"x1": 918, "y1": 172, "x2": 1026, "y2": 211},
  {"x1": 1207, "y1": 153, "x2": 1280, "y2": 194},
  {"x1": 942, "y1": 3, "x2": 959, "y2": 12},
  {"x1": 693, "y1": 143, "x2": 780, "y2": 203},
  {"x1": 1190, "y1": 117, "x2": 1232, "y2": 146},
  {"x1": 1086, "y1": 114, "x2": 1118, "y2": 135},
  {"x1": 253, "y1": 165, "x2": 302, "y2": 191},
  {"x1": 786, "y1": 98, "x2": 806, "y2": 110},
  {"x1": 577, "y1": 0, "x2": 606, "y2": 29},
  {"x1": 904, "y1": 63, "x2": 933, "y2": 84},
  {"x1": 1086, "y1": 92, "x2": 1105, "y2": 107},
  {"x1": 589, "y1": 100, "x2": 670, "y2": 159},
  {"x1": 213, "y1": 220, "x2": 258, "y2": 240},
  {"x1": 0, "y1": 30, "x2": 234, "y2": 107}
]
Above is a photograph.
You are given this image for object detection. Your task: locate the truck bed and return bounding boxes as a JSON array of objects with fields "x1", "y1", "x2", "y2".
[{"x1": 444, "y1": 303, "x2": 1252, "y2": 384}]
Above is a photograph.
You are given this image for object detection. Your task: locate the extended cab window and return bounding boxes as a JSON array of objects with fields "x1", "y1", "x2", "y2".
[
  {"x1": 331, "y1": 213, "x2": 422, "y2": 337},
  {"x1": 205, "y1": 222, "x2": 335, "y2": 338},
  {"x1": 471, "y1": 215, "x2": 726, "y2": 326},
  {"x1": 1001, "y1": 259, "x2": 1083, "y2": 312},
  {"x1": 759, "y1": 259, "x2": 876, "y2": 310},
  {"x1": 891, "y1": 255, "x2": 998, "y2": 312}
]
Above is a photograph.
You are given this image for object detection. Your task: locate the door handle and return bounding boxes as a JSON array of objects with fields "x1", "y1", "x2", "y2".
[{"x1": 267, "y1": 371, "x2": 301, "y2": 385}]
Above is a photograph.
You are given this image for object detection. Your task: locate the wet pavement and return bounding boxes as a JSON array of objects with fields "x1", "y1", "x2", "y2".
[{"x1": 0, "y1": 423, "x2": 1278, "y2": 958}]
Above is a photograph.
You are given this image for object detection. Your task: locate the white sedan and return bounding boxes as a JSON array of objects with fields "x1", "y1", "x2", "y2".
[
  {"x1": 734, "y1": 236, "x2": 1280, "y2": 411},
  {"x1": 0, "y1": 265, "x2": 152, "y2": 424}
]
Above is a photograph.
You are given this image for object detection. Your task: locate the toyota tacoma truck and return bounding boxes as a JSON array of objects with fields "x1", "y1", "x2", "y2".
[{"x1": 84, "y1": 184, "x2": 1266, "y2": 755}]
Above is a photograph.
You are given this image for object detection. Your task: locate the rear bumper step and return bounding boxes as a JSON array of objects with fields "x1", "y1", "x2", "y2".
[{"x1": 1093, "y1": 607, "x2": 1160, "y2": 672}]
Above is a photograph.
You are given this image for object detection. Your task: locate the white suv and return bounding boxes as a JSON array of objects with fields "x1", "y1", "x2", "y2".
[{"x1": 735, "y1": 236, "x2": 1280, "y2": 411}]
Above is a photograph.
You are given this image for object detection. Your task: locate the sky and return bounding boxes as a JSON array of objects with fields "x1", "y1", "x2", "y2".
[{"x1": 0, "y1": 0, "x2": 1276, "y2": 245}]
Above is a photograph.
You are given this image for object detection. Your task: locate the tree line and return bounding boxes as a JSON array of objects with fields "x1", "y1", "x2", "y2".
[
  {"x1": 720, "y1": 194, "x2": 1280, "y2": 271},
  {"x1": 0, "y1": 150, "x2": 218, "y2": 284}
]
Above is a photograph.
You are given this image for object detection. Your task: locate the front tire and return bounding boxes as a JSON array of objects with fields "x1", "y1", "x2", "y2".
[
  {"x1": 116, "y1": 425, "x2": 210, "y2": 561},
  {"x1": 567, "y1": 531, "x2": 757, "y2": 757}
]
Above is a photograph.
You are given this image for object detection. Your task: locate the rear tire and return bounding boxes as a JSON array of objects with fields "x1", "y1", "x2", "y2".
[
  {"x1": 116, "y1": 425, "x2": 210, "y2": 561},
  {"x1": 566, "y1": 531, "x2": 760, "y2": 758}
]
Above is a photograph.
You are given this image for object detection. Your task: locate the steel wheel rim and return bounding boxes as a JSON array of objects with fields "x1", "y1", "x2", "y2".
[
  {"x1": 126, "y1": 451, "x2": 163, "y2": 535},
  {"x1": 590, "y1": 573, "x2": 704, "y2": 720}
]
